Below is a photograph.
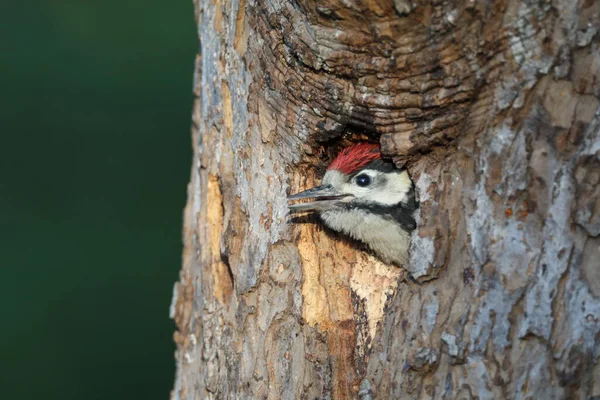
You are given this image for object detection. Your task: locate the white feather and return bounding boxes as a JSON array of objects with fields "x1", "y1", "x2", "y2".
[
  {"x1": 320, "y1": 208, "x2": 410, "y2": 265},
  {"x1": 322, "y1": 169, "x2": 412, "y2": 205},
  {"x1": 319, "y1": 168, "x2": 413, "y2": 265}
]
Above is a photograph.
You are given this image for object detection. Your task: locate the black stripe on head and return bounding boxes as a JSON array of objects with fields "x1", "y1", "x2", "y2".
[
  {"x1": 349, "y1": 159, "x2": 396, "y2": 176},
  {"x1": 346, "y1": 158, "x2": 419, "y2": 232},
  {"x1": 343, "y1": 185, "x2": 419, "y2": 232}
]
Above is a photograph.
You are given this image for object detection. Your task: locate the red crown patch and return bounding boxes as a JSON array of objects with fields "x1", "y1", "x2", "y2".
[{"x1": 327, "y1": 143, "x2": 381, "y2": 174}]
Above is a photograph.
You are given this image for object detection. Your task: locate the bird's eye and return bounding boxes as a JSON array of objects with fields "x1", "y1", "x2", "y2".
[{"x1": 355, "y1": 174, "x2": 371, "y2": 187}]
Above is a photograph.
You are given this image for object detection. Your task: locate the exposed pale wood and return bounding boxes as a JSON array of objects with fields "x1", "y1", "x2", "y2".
[{"x1": 172, "y1": 0, "x2": 600, "y2": 398}]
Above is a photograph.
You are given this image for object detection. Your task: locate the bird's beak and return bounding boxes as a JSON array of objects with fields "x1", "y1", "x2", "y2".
[{"x1": 287, "y1": 185, "x2": 352, "y2": 212}]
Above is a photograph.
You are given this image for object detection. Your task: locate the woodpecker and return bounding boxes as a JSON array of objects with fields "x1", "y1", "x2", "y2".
[{"x1": 288, "y1": 143, "x2": 418, "y2": 266}]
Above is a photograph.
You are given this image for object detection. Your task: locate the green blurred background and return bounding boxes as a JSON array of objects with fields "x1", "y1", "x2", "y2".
[{"x1": 1, "y1": 1, "x2": 195, "y2": 398}]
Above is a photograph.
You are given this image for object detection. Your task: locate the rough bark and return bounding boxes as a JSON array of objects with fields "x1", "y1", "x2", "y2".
[{"x1": 171, "y1": 0, "x2": 600, "y2": 398}]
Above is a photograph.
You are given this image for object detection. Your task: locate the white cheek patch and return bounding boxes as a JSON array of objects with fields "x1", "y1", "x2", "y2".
[
  {"x1": 367, "y1": 170, "x2": 412, "y2": 205},
  {"x1": 322, "y1": 169, "x2": 412, "y2": 206},
  {"x1": 340, "y1": 170, "x2": 378, "y2": 198},
  {"x1": 323, "y1": 169, "x2": 374, "y2": 198}
]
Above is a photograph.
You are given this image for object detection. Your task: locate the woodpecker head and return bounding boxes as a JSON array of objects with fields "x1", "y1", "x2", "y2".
[{"x1": 288, "y1": 143, "x2": 418, "y2": 266}]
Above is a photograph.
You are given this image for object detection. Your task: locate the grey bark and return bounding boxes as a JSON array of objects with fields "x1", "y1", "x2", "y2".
[{"x1": 171, "y1": 0, "x2": 600, "y2": 398}]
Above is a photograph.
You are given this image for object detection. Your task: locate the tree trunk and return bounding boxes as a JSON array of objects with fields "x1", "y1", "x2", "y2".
[{"x1": 171, "y1": 0, "x2": 600, "y2": 398}]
